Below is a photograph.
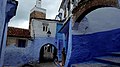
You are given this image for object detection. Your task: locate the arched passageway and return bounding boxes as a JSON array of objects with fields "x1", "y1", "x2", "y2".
[{"x1": 39, "y1": 43, "x2": 57, "y2": 63}]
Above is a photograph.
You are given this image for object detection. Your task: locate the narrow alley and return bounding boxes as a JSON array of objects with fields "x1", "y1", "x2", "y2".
[{"x1": 36, "y1": 62, "x2": 56, "y2": 67}]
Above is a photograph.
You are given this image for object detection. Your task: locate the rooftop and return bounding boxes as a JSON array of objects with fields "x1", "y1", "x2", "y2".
[{"x1": 7, "y1": 27, "x2": 30, "y2": 38}]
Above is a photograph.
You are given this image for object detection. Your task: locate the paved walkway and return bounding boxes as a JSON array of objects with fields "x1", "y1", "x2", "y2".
[{"x1": 34, "y1": 62, "x2": 57, "y2": 67}]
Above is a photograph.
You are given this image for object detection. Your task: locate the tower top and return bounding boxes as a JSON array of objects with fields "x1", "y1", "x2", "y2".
[
  {"x1": 30, "y1": 0, "x2": 46, "y2": 20},
  {"x1": 36, "y1": 0, "x2": 41, "y2": 8}
]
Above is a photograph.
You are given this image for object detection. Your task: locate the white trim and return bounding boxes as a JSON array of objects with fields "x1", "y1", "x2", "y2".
[{"x1": 30, "y1": 6, "x2": 46, "y2": 14}]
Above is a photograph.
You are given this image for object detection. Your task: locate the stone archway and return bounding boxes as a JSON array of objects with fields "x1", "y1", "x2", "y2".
[
  {"x1": 39, "y1": 43, "x2": 57, "y2": 63},
  {"x1": 72, "y1": 0, "x2": 120, "y2": 23}
]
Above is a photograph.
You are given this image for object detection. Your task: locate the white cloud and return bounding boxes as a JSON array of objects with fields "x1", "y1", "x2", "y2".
[
  {"x1": 9, "y1": 20, "x2": 29, "y2": 29},
  {"x1": 9, "y1": 0, "x2": 62, "y2": 29}
]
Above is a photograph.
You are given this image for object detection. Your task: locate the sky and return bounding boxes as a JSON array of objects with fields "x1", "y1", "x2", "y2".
[
  {"x1": 8, "y1": 0, "x2": 120, "y2": 29},
  {"x1": 8, "y1": 0, "x2": 62, "y2": 29}
]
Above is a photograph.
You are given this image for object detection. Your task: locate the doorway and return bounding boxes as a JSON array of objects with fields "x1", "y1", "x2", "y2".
[{"x1": 39, "y1": 43, "x2": 57, "y2": 63}]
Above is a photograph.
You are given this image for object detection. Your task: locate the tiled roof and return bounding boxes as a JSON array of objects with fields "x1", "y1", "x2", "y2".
[{"x1": 7, "y1": 27, "x2": 30, "y2": 38}]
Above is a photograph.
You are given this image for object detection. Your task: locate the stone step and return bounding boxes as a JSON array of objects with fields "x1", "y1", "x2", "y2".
[
  {"x1": 109, "y1": 52, "x2": 120, "y2": 57},
  {"x1": 94, "y1": 56, "x2": 120, "y2": 66},
  {"x1": 19, "y1": 62, "x2": 56, "y2": 67},
  {"x1": 71, "y1": 61, "x2": 119, "y2": 67}
]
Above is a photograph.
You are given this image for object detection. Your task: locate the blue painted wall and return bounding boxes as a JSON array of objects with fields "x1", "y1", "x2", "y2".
[
  {"x1": 65, "y1": 18, "x2": 73, "y2": 67},
  {"x1": 56, "y1": 23, "x2": 64, "y2": 60},
  {"x1": 0, "y1": 0, "x2": 18, "y2": 66},
  {"x1": 69, "y1": 28, "x2": 120, "y2": 65},
  {"x1": 56, "y1": 23, "x2": 63, "y2": 40}
]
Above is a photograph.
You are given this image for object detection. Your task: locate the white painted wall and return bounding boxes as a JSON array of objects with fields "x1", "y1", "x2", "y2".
[
  {"x1": 30, "y1": 6, "x2": 46, "y2": 14},
  {"x1": 29, "y1": 18, "x2": 57, "y2": 62},
  {"x1": 30, "y1": 0, "x2": 46, "y2": 14},
  {"x1": 31, "y1": 19, "x2": 57, "y2": 38},
  {"x1": 55, "y1": 15, "x2": 60, "y2": 20},
  {"x1": 72, "y1": 17, "x2": 89, "y2": 35},
  {"x1": 72, "y1": 8, "x2": 120, "y2": 35},
  {"x1": 36, "y1": 0, "x2": 41, "y2": 8},
  {"x1": 59, "y1": 8, "x2": 64, "y2": 20}
]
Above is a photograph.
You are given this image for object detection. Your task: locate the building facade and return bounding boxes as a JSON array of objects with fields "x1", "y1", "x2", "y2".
[
  {"x1": 30, "y1": 18, "x2": 58, "y2": 62},
  {"x1": 4, "y1": 0, "x2": 61, "y2": 66},
  {"x1": 7, "y1": 27, "x2": 30, "y2": 47},
  {"x1": 56, "y1": 0, "x2": 120, "y2": 66},
  {"x1": 4, "y1": 0, "x2": 120, "y2": 66},
  {"x1": 29, "y1": 0, "x2": 60, "y2": 62}
]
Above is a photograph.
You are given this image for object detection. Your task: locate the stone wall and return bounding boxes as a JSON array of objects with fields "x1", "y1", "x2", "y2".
[
  {"x1": 30, "y1": 11, "x2": 46, "y2": 19},
  {"x1": 7, "y1": 37, "x2": 16, "y2": 46},
  {"x1": 6, "y1": 37, "x2": 28, "y2": 47},
  {"x1": 72, "y1": 0, "x2": 119, "y2": 22}
]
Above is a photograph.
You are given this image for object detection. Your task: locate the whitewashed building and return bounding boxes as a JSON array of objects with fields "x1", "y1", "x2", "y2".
[
  {"x1": 29, "y1": 18, "x2": 58, "y2": 62},
  {"x1": 29, "y1": 0, "x2": 59, "y2": 62},
  {"x1": 4, "y1": 0, "x2": 60, "y2": 66}
]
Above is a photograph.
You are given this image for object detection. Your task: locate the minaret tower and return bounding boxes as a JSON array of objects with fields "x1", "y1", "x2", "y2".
[
  {"x1": 36, "y1": 0, "x2": 41, "y2": 7},
  {"x1": 29, "y1": 0, "x2": 46, "y2": 30},
  {"x1": 30, "y1": 0, "x2": 46, "y2": 20}
]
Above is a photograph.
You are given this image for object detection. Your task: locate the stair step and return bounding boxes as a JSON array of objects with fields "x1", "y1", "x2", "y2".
[
  {"x1": 94, "y1": 56, "x2": 120, "y2": 66},
  {"x1": 109, "y1": 52, "x2": 120, "y2": 56},
  {"x1": 71, "y1": 61, "x2": 119, "y2": 67}
]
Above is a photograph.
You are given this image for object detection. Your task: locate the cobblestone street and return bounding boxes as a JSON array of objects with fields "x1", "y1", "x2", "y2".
[{"x1": 35, "y1": 62, "x2": 57, "y2": 67}]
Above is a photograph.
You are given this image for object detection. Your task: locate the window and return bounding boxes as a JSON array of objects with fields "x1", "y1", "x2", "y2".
[
  {"x1": 42, "y1": 23, "x2": 49, "y2": 32},
  {"x1": 45, "y1": 26, "x2": 48, "y2": 31},
  {"x1": 43, "y1": 25, "x2": 45, "y2": 31},
  {"x1": 18, "y1": 39, "x2": 26, "y2": 48}
]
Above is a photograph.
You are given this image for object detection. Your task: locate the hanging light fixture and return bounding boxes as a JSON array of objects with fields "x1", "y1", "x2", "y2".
[{"x1": 47, "y1": 28, "x2": 51, "y2": 37}]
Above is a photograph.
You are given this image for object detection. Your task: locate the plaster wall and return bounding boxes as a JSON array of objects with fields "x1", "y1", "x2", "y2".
[
  {"x1": 69, "y1": 8, "x2": 120, "y2": 66},
  {"x1": 30, "y1": 7, "x2": 46, "y2": 14},
  {"x1": 59, "y1": 9, "x2": 64, "y2": 20},
  {"x1": 7, "y1": 37, "x2": 16, "y2": 46},
  {"x1": 7, "y1": 37, "x2": 28, "y2": 47},
  {"x1": 30, "y1": 37, "x2": 56, "y2": 61},
  {"x1": 31, "y1": 19, "x2": 56, "y2": 38},
  {"x1": 0, "y1": 0, "x2": 7, "y2": 66},
  {"x1": 72, "y1": 8, "x2": 120, "y2": 35},
  {"x1": 56, "y1": 23, "x2": 64, "y2": 60},
  {"x1": 4, "y1": 37, "x2": 56, "y2": 66},
  {"x1": 0, "y1": 0, "x2": 7, "y2": 46}
]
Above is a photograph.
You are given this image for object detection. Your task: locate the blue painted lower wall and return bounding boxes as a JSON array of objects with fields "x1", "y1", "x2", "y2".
[
  {"x1": 69, "y1": 28, "x2": 120, "y2": 65},
  {"x1": 58, "y1": 39, "x2": 63, "y2": 61}
]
